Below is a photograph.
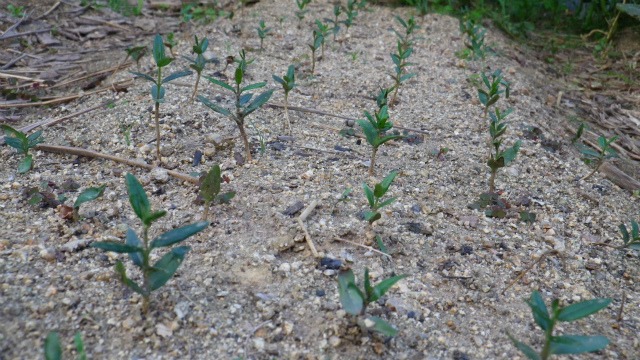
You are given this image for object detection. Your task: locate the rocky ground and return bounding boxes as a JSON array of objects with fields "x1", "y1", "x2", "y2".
[{"x1": 1, "y1": 0, "x2": 639, "y2": 359}]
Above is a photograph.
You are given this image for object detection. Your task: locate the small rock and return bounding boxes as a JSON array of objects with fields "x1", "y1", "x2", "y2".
[
  {"x1": 150, "y1": 167, "x2": 169, "y2": 184},
  {"x1": 279, "y1": 263, "x2": 291, "y2": 273},
  {"x1": 253, "y1": 337, "x2": 265, "y2": 351},
  {"x1": 61, "y1": 239, "x2": 90, "y2": 253},
  {"x1": 329, "y1": 336, "x2": 341, "y2": 347},
  {"x1": 282, "y1": 201, "x2": 304, "y2": 217},
  {"x1": 156, "y1": 323, "x2": 173, "y2": 338},
  {"x1": 45, "y1": 286, "x2": 57, "y2": 297},
  {"x1": 315, "y1": 289, "x2": 325, "y2": 297},
  {"x1": 319, "y1": 257, "x2": 342, "y2": 270},
  {"x1": 323, "y1": 269, "x2": 336, "y2": 276},
  {"x1": 283, "y1": 321, "x2": 294, "y2": 335},
  {"x1": 406, "y1": 222, "x2": 433, "y2": 236},
  {"x1": 174, "y1": 301, "x2": 190, "y2": 320},
  {"x1": 40, "y1": 247, "x2": 56, "y2": 261}
]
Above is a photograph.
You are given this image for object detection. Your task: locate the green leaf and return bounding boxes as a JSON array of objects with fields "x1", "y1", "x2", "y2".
[
  {"x1": 631, "y1": 220, "x2": 639, "y2": 239},
  {"x1": 44, "y1": 332, "x2": 62, "y2": 360},
  {"x1": 148, "y1": 246, "x2": 190, "y2": 291},
  {"x1": 241, "y1": 82, "x2": 266, "y2": 93},
  {"x1": 377, "y1": 171, "x2": 398, "y2": 197},
  {"x1": 362, "y1": 183, "x2": 375, "y2": 208},
  {"x1": 201, "y1": 165, "x2": 221, "y2": 203},
  {"x1": 1, "y1": 124, "x2": 22, "y2": 138},
  {"x1": 364, "y1": 268, "x2": 373, "y2": 299},
  {"x1": 549, "y1": 335, "x2": 609, "y2": 355},
  {"x1": 129, "y1": 71, "x2": 156, "y2": 83},
  {"x1": 151, "y1": 84, "x2": 165, "y2": 103},
  {"x1": 216, "y1": 191, "x2": 236, "y2": 204},
  {"x1": 375, "y1": 235, "x2": 387, "y2": 254},
  {"x1": 507, "y1": 333, "x2": 541, "y2": 360},
  {"x1": 125, "y1": 173, "x2": 150, "y2": 222},
  {"x1": 74, "y1": 332, "x2": 87, "y2": 360},
  {"x1": 617, "y1": 3, "x2": 640, "y2": 20},
  {"x1": 204, "y1": 76, "x2": 235, "y2": 92},
  {"x1": 152, "y1": 34, "x2": 166, "y2": 65},
  {"x1": 357, "y1": 119, "x2": 378, "y2": 146},
  {"x1": 377, "y1": 197, "x2": 397, "y2": 209},
  {"x1": 27, "y1": 129, "x2": 43, "y2": 147},
  {"x1": 163, "y1": 70, "x2": 193, "y2": 83},
  {"x1": 337, "y1": 270, "x2": 364, "y2": 315},
  {"x1": 18, "y1": 154, "x2": 33, "y2": 173},
  {"x1": 239, "y1": 93, "x2": 253, "y2": 106},
  {"x1": 364, "y1": 211, "x2": 381, "y2": 224},
  {"x1": 125, "y1": 228, "x2": 143, "y2": 267},
  {"x1": 503, "y1": 141, "x2": 521, "y2": 166},
  {"x1": 90, "y1": 241, "x2": 143, "y2": 253},
  {"x1": 244, "y1": 89, "x2": 274, "y2": 116},
  {"x1": 557, "y1": 298, "x2": 611, "y2": 322},
  {"x1": 527, "y1": 291, "x2": 551, "y2": 331},
  {"x1": 4, "y1": 136, "x2": 26, "y2": 153},
  {"x1": 150, "y1": 221, "x2": 209, "y2": 248},
  {"x1": 369, "y1": 274, "x2": 406, "y2": 302},
  {"x1": 198, "y1": 95, "x2": 232, "y2": 117},
  {"x1": 73, "y1": 184, "x2": 106, "y2": 209},
  {"x1": 365, "y1": 316, "x2": 398, "y2": 337},
  {"x1": 235, "y1": 67, "x2": 243, "y2": 85},
  {"x1": 115, "y1": 261, "x2": 145, "y2": 295},
  {"x1": 272, "y1": 75, "x2": 284, "y2": 85},
  {"x1": 145, "y1": 210, "x2": 167, "y2": 225}
]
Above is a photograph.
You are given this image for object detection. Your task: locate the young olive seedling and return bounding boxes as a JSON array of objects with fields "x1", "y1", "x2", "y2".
[
  {"x1": 59, "y1": 184, "x2": 106, "y2": 222},
  {"x1": 362, "y1": 170, "x2": 398, "y2": 225},
  {"x1": 308, "y1": 30, "x2": 323, "y2": 75},
  {"x1": 295, "y1": 0, "x2": 311, "y2": 24},
  {"x1": 272, "y1": 64, "x2": 297, "y2": 133},
  {"x1": 314, "y1": 20, "x2": 331, "y2": 58},
  {"x1": 199, "y1": 164, "x2": 235, "y2": 220},
  {"x1": 164, "y1": 32, "x2": 177, "y2": 57},
  {"x1": 256, "y1": 20, "x2": 271, "y2": 51},
  {"x1": 406, "y1": 0, "x2": 428, "y2": 16},
  {"x1": 459, "y1": 18, "x2": 486, "y2": 60},
  {"x1": 478, "y1": 69, "x2": 509, "y2": 118},
  {"x1": 357, "y1": 89, "x2": 404, "y2": 175},
  {"x1": 125, "y1": 45, "x2": 146, "y2": 70},
  {"x1": 389, "y1": 40, "x2": 416, "y2": 106},
  {"x1": 577, "y1": 135, "x2": 618, "y2": 180},
  {"x1": 131, "y1": 34, "x2": 192, "y2": 163},
  {"x1": 184, "y1": 35, "x2": 209, "y2": 103},
  {"x1": 342, "y1": 0, "x2": 358, "y2": 32},
  {"x1": 618, "y1": 220, "x2": 640, "y2": 250},
  {"x1": 198, "y1": 54, "x2": 274, "y2": 162},
  {"x1": 338, "y1": 268, "x2": 407, "y2": 337},
  {"x1": 1, "y1": 124, "x2": 43, "y2": 173},
  {"x1": 487, "y1": 108, "x2": 521, "y2": 193},
  {"x1": 90, "y1": 173, "x2": 209, "y2": 313},
  {"x1": 394, "y1": 15, "x2": 418, "y2": 47},
  {"x1": 44, "y1": 331, "x2": 86, "y2": 360},
  {"x1": 509, "y1": 291, "x2": 610, "y2": 360},
  {"x1": 327, "y1": 5, "x2": 342, "y2": 41}
]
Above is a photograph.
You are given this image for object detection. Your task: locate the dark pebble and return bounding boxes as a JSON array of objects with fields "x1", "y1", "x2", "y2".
[
  {"x1": 460, "y1": 245, "x2": 473, "y2": 255},
  {"x1": 315, "y1": 289, "x2": 325, "y2": 297},
  {"x1": 282, "y1": 201, "x2": 304, "y2": 217},
  {"x1": 319, "y1": 257, "x2": 342, "y2": 270},
  {"x1": 193, "y1": 150, "x2": 203, "y2": 167},
  {"x1": 407, "y1": 311, "x2": 416, "y2": 319},
  {"x1": 453, "y1": 350, "x2": 471, "y2": 360},
  {"x1": 270, "y1": 142, "x2": 286, "y2": 151}
]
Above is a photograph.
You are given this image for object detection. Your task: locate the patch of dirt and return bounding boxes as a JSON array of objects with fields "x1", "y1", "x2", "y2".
[{"x1": 1, "y1": 1, "x2": 639, "y2": 359}]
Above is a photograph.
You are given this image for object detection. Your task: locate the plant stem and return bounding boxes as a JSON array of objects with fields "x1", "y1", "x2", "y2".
[
  {"x1": 154, "y1": 102, "x2": 161, "y2": 163},
  {"x1": 582, "y1": 159, "x2": 603, "y2": 180},
  {"x1": 369, "y1": 147, "x2": 378, "y2": 176},
  {"x1": 284, "y1": 93, "x2": 291, "y2": 134},
  {"x1": 142, "y1": 225, "x2": 150, "y2": 314},
  {"x1": 311, "y1": 50, "x2": 316, "y2": 74},
  {"x1": 203, "y1": 201, "x2": 210, "y2": 221},
  {"x1": 190, "y1": 73, "x2": 201, "y2": 104},
  {"x1": 488, "y1": 168, "x2": 496, "y2": 193},
  {"x1": 237, "y1": 121, "x2": 252, "y2": 162},
  {"x1": 540, "y1": 321, "x2": 555, "y2": 360}
]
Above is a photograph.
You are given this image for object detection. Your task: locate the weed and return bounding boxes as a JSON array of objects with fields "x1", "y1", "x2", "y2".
[
  {"x1": 7, "y1": 4, "x2": 25, "y2": 18},
  {"x1": 184, "y1": 35, "x2": 209, "y2": 103},
  {"x1": 295, "y1": 0, "x2": 311, "y2": 23},
  {"x1": 389, "y1": 39, "x2": 416, "y2": 106},
  {"x1": 130, "y1": 34, "x2": 192, "y2": 163},
  {"x1": 272, "y1": 64, "x2": 297, "y2": 133},
  {"x1": 337, "y1": 268, "x2": 407, "y2": 337},
  {"x1": 577, "y1": 135, "x2": 618, "y2": 180},
  {"x1": 487, "y1": 107, "x2": 521, "y2": 193},
  {"x1": 308, "y1": 30, "x2": 323, "y2": 75},
  {"x1": 509, "y1": 291, "x2": 610, "y2": 360},
  {"x1": 198, "y1": 53, "x2": 274, "y2": 162},
  {"x1": 90, "y1": 173, "x2": 209, "y2": 313},
  {"x1": 358, "y1": 89, "x2": 404, "y2": 175},
  {"x1": 459, "y1": 18, "x2": 486, "y2": 60},
  {"x1": 199, "y1": 165, "x2": 235, "y2": 220},
  {"x1": 314, "y1": 20, "x2": 331, "y2": 58},
  {"x1": 478, "y1": 69, "x2": 510, "y2": 118},
  {"x1": 256, "y1": 20, "x2": 271, "y2": 51},
  {"x1": 1, "y1": 125, "x2": 43, "y2": 174},
  {"x1": 44, "y1": 331, "x2": 86, "y2": 360},
  {"x1": 362, "y1": 170, "x2": 398, "y2": 224},
  {"x1": 619, "y1": 220, "x2": 640, "y2": 250}
]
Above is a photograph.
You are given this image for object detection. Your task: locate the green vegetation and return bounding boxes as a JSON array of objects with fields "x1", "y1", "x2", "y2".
[
  {"x1": 130, "y1": 34, "x2": 192, "y2": 163},
  {"x1": 338, "y1": 268, "x2": 407, "y2": 337},
  {"x1": 90, "y1": 174, "x2": 209, "y2": 313},
  {"x1": 618, "y1": 220, "x2": 640, "y2": 250},
  {"x1": 124, "y1": 46, "x2": 146, "y2": 70},
  {"x1": 362, "y1": 170, "x2": 398, "y2": 225},
  {"x1": 272, "y1": 65, "x2": 297, "y2": 133},
  {"x1": 577, "y1": 135, "x2": 618, "y2": 180},
  {"x1": 256, "y1": 20, "x2": 271, "y2": 51},
  {"x1": 509, "y1": 291, "x2": 611, "y2": 360},
  {"x1": 184, "y1": 35, "x2": 209, "y2": 103},
  {"x1": 7, "y1": 4, "x2": 25, "y2": 18},
  {"x1": 181, "y1": 3, "x2": 222, "y2": 23},
  {"x1": 478, "y1": 69, "x2": 510, "y2": 118},
  {"x1": 164, "y1": 32, "x2": 177, "y2": 57},
  {"x1": 308, "y1": 30, "x2": 323, "y2": 74},
  {"x1": 357, "y1": 89, "x2": 403, "y2": 175},
  {"x1": 295, "y1": 0, "x2": 312, "y2": 23},
  {"x1": 458, "y1": 18, "x2": 486, "y2": 60},
  {"x1": 198, "y1": 52, "x2": 274, "y2": 162},
  {"x1": 44, "y1": 331, "x2": 87, "y2": 360},
  {"x1": 487, "y1": 107, "x2": 520, "y2": 193},
  {"x1": 1, "y1": 125, "x2": 43, "y2": 174},
  {"x1": 199, "y1": 165, "x2": 236, "y2": 220}
]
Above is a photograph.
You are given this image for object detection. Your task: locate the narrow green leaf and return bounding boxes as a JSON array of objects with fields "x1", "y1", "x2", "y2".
[
  {"x1": 365, "y1": 316, "x2": 398, "y2": 337},
  {"x1": 74, "y1": 332, "x2": 87, "y2": 360},
  {"x1": 153, "y1": 34, "x2": 165, "y2": 64},
  {"x1": 150, "y1": 221, "x2": 209, "y2": 248},
  {"x1": 377, "y1": 197, "x2": 396, "y2": 209},
  {"x1": 44, "y1": 332, "x2": 62, "y2": 360},
  {"x1": 198, "y1": 95, "x2": 232, "y2": 117},
  {"x1": 235, "y1": 67, "x2": 243, "y2": 85},
  {"x1": 148, "y1": 246, "x2": 191, "y2": 291},
  {"x1": 272, "y1": 75, "x2": 284, "y2": 85},
  {"x1": 369, "y1": 274, "x2": 406, "y2": 302},
  {"x1": 527, "y1": 291, "x2": 551, "y2": 331},
  {"x1": 507, "y1": 333, "x2": 541, "y2": 360},
  {"x1": 216, "y1": 191, "x2": 236, "y2": 204},
  {"x1": 557, "y1": 298, "x2": 611, "y2": 322},
  {"x1": 27, "y1": 129, "x2": 43, "y2": 146},
  {"x1": 4, "y1": 137, "x2": 25, "y2": 153},
  {"x1": 129, "y1": 71, "x2": 156, "y2": 83},
  {"x1": 115, "y1": 261, "x2": 145, "y2": 295},
  {"x1": 125, "y1": 173, "x2": 150, "y2": 221},
  {"x1": 201, "y1": 165, "x2": 221, "y2": 203},
  {"x1": 18, "y1": 155, "x2": 33, "y2": 173},
  {"x1": 163, "y1": 70, "x2": 193, "y2": 83},
  {"x1": 337, "y1": 270, "x2": 364, "y2": 315},
  {"x1": 631, "y1": 220, "x2": 639, "y2": 239},
  {"x1": 244, "y1": 89, "x2": 274, "y2": 116},
  {"x1": 151, "y1": 84, "x2": 165, "y2": 103},
  {"x1": 144, "y1": 210, "x2": 167, "y2": 225},
  {"x1": 125, "y1": 228, "x2": 143, "y2": 267},
  {"x1": 1, "y1": 124, "x2": 22, "y2": 138},
  {"x1": 549, "y1": 335, "x2": 609, "y2": 355},
  {"x1": 73, "y1": 184, "x2": 106, "y2": 209},
  {"x1": 90, "y1": 241, "x2": 143, "y2": 253},
  {"x1": 362, "y1": 183, "x2": 375, "y2": 208},
  {"x1": 378, "y1": 171, "x2": 398, "y2": 196},
  {"x1": 204, "y1": 76, "x2": 235, "y2": 92},
  {"x1": 241, "y1": 82, "x2": 266, "y2": 93},
  {"x1": 364, "y1": 211, "x2": 381, "y2": 224},
  {"x1": 375, "y1": 235, "x2": 387, "y2": 254}
]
